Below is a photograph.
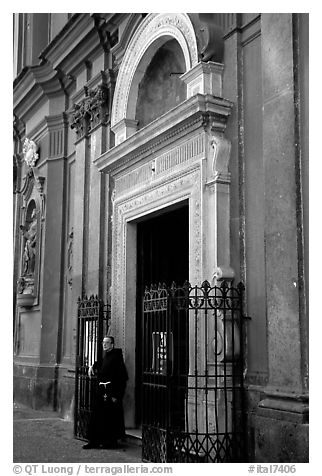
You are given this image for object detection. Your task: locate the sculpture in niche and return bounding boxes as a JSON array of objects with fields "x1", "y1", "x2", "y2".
[
  {"x1": 17, "y1": 138, "x2": 44, "y2": 305},
  {"x1": 20, "y1": 207, "x2": 37, "y2": 276}
]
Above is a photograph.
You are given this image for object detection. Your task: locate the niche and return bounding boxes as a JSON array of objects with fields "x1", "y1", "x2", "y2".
[{"x1": 135, "y1": 39, "x2": 186, "y2": 129}]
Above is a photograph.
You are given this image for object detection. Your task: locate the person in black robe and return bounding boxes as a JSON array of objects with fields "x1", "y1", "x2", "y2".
[{"x1": 83, "y1": 336, "x2": 128, "y2": 449}]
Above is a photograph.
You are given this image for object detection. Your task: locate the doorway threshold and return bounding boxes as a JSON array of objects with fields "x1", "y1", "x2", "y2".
[{"x1": 126, "y1": 428, "x2": 142, "y2": 446}]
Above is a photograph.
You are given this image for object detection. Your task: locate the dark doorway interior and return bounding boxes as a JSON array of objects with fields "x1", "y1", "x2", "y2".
[{"x1": 135, "y1": 202, "x2": 189, "y2": 426}]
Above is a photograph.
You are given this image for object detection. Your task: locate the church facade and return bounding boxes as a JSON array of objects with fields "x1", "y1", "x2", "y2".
[{"x1": 13, "y1": 13, "x2": 309, "y2": 462}]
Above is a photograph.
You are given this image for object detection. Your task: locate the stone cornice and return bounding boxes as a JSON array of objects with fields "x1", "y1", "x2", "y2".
[
  {"x1": 38, "y1": 14, "x2": 80, "y2": 59},
  {"x1": 94, "y1": 94, "x2": 233, "y2": 175},
  {"x1": 39, "y1": 14, "x2": 97, "y2": 73},
  {"x1": 13, "y1": 62, "x2": 62, "y2": 120}
]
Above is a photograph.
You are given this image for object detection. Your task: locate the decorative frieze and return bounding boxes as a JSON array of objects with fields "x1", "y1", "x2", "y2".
[
  {"x1": 95, "y1": 94, "x2": 232, "y2": 175},
  {"x1": 156, "y1": 134, "x2": 205, "y2": 174},
  {"x1": 70, "y1": 84, "x2": 109, "y2": 140},
  {"x1": 111, "y1": 167, "x2": 202, "y2": 350},
  {"x1": 115, "y1": 134, "x2": 205, "y2": 196}
]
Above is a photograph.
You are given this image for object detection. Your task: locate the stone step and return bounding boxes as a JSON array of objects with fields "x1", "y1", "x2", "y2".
[{"x1": 126, "y1": 429, "x2": 142, "y2": 447}]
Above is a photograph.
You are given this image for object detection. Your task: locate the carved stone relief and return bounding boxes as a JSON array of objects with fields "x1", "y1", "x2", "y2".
[
  {"x1": 70, "y1": 84, "x2": 109, "y2": 140},
  {"x1": 20, "y1": 207, "x2": 37, "y2": 276},
  {"x1": 23, "y1": 138, "x2": 39, "y2": 168},
  {"x1": 115, "y1": 133, "x2": 205, "y2": 197},
  {"x1": 17, "y1": 138, "x2": 44, "y2": 306},
  {"x1": 17, "y1": 202, "x2": 39, "y2": 302},
  {"x1": 110, "y1": 166, "x2": 202, "y2": 350},
  {"x1": 20, "y1": 138, "x2": 46, "y2": 220},
  {"x1": 211, "y1": 134, "x2": 232, "y2": 183}
]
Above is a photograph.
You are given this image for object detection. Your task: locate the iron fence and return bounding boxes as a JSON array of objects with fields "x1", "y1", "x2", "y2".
[
  {"x1": 74, "y1": 295, "x2": 110, "y2": 440},
  {"x1": 142, "y1": 280, "x2": 246, "y2": 463}
]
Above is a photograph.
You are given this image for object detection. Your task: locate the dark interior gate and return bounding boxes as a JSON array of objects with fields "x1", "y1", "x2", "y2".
[
  {"x1": 74, "y1": 295, "x2": 110, "y2": 440},
  {"x1": 142, "y1": 280, "x2": 246, "y2": 463}
]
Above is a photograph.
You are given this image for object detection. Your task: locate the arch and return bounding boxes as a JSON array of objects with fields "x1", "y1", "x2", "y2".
[
  {"x1": 111, "y1": 13, "x2": 198, "y2": 143},
  {"x1": 134, "y1": 39, "x2": 186, "y2": 129}
]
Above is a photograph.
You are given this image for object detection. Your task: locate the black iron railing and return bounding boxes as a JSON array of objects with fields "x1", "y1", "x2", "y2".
[
  {"x1": 142, "y1": 280, "x2": 246, "y2": 463},
  {"x1": 74, "y1": 295, "x2": 110, "y2": 440}
]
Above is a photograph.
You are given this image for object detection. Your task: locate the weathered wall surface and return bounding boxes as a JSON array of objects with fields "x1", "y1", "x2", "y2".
[{"x1": 13, "y1": 12, "x2": 308, "y2": 460}]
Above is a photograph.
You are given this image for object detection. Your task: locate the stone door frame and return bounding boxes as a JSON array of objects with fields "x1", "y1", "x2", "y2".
[{"x1": 110, "y1": 163, "x2": 203, "y2": 426}]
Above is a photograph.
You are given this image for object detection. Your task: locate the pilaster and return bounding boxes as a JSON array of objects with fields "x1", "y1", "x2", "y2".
[
  {"x1": 70, "y1": 77, "x2": 110, "y2": 300},
  {"x1": 254, "y1": 13, "x2": 308, "y2": 462},
  {"x1": 87, "y1": 128, "x2": 107, "y2": 297},
  {"x1": 39, "y1": 126, "x2": 66, "y2": 367}
]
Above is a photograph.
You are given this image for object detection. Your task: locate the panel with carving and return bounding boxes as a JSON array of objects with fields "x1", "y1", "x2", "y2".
[{"x1": 111, "y1": 166, "x2": 202, "y2": 350}]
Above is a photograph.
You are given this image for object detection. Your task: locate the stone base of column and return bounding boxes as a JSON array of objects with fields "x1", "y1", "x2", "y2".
[
  {"x1": 14, "y1": 362, "x2": 57, "y2": 410},
  {"x1": 13, "y1": 362, "x2": 75, "y2": 416},
  {"x1": 56, "y1": 369, "x2": 75, "y2": 420},
  {"x1": 254, "y1": 396, "x2": 309, "y2": 462}
]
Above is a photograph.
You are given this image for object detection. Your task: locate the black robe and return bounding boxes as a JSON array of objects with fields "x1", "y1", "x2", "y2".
[{"x1": 87, "y1": 348, "x2": 128, "y2": 444}]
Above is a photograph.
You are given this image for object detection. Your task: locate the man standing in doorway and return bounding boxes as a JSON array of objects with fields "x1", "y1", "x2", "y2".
[{"x1": 83, "y1": 336, "x2": 128, "y2": 449}]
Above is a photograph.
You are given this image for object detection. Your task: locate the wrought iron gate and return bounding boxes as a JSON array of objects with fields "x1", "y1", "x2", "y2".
[
  {"x1": 74, "y1": 295, "x2": 110, "y2": 440},
  {"x1": 142, "y1": 280, "x2": 246, "y2": 463}
]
